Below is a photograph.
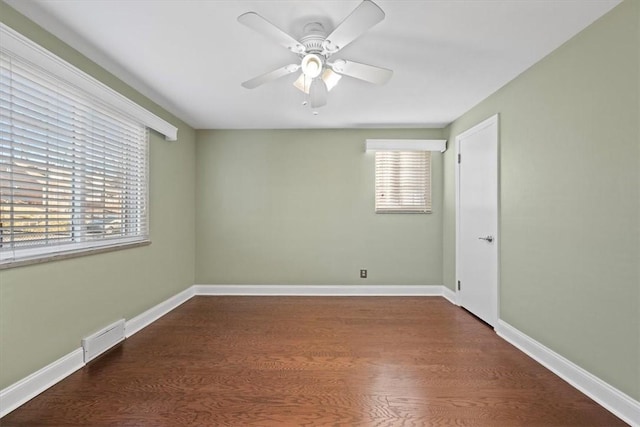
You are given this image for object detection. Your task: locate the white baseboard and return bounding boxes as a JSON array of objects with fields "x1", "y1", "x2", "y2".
[
  {"x1": 496, "y1": 320, "x2": 640, "y2": 426},
  {"x1": 442, "y1": 286, "x2": 458, "y2": 305},
  {"x1": 4, "y1": 284, "x2": 636, "y2": 426},
  {"x1": 125, "y1": 286, "x2": 194, "y2": 338},
  {"x1": 0, "y1": 286, "x2": 195, "y2": 418},
  {"x1": 193, "y1": 284, "x2": 447, "y2": 297},
  {"x1": 0, "y1": 348, "x2": 84, "y2": 418}
]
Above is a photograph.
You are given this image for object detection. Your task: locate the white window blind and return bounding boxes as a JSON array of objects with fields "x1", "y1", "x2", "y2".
[
  {"x1": 375, "y1": 151, "x2": 431, "y2": 213},
  {"x1": 0, "y1": 50, "x2": 149, "y2": 265}
]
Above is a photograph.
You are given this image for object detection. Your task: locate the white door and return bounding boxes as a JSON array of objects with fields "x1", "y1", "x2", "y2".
[{"x1": 456, "y1": 115, "x2": 499, "y2": 327}]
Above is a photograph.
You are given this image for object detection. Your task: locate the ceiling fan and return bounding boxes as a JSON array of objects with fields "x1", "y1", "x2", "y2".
[{"x1": 238, "y1": 0, "x2": 393, "y2": 109}]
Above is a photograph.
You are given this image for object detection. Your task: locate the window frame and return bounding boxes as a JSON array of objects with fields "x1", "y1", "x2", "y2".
[
  {"x1": 365, "y1": 139, "x2": 446, "y2": 215},
  {"x1": 374, "y1": 150, "x2": 432, "y2": 214},
  {"x1": 0, "y1": 24, "x2": 175, "y2": 269}
]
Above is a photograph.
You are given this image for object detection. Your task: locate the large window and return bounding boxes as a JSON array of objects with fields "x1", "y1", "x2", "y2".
[
  {"x1": 375, "y1": 150, "x2": 431, "y2": 213},
  {"x1": 0, "y1": 26, "x2": 173, "y2": 267}
]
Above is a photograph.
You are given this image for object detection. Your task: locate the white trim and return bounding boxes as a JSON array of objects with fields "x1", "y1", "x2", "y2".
[
  {"x1": 0, "y1": 348, "x2": 84, "y2": 418},
  {"x1": 365, "y1": 139, "x2": 447, "y2": 152},
  {"x1": 0, "y1": 23, "x2": 178, "y2": 141},
  {"x1": 0, "y1": 240, "x2": 150, "y2": 271},
  {"x1": 442, "y1": 287, "x2": 458, "y2": 305},
  {"x1": 496, "y1": 320, "x2": 640, "y2": 426},
  {"x1": 193, "y1": 284, "x2": 447, "y2": 296},
  {"x1": 0, "y1": 284, "x2": 450, "y2": 418},
  {"x1": 3, "y1": 285, "x2": 636, "y2": 425},
  {"x1": 125, "y1": 286, "x2": 195, "y2": 338},
  {"x1": 0, "y1": 286, "x2": 194, "y2": 418}
]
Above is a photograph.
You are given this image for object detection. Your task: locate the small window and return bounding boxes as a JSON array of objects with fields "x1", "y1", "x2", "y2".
[
  {"x1": 375, "y1": 151, "x2": 431, "y2": 213},
  {"x1": 0, "y1": 48, "x2": 149, "y2": 266}
]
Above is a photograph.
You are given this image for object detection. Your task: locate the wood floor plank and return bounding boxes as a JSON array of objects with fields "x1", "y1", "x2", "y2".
[{"x1": 0, "y1": 296, "x2": 627, "y2": 426}]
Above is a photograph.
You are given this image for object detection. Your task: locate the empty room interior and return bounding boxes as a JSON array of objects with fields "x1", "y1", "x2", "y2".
[{"x1": 0, "y1": 0, "x2": 638, "y2": 425}]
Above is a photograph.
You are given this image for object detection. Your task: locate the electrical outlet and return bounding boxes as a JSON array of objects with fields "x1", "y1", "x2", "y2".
[{"x1": 360, "y1": 269, "x2": 367, "y2": 279}]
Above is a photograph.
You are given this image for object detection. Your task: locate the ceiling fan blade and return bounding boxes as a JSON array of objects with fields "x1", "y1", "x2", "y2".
[
  {"x1": 241, "y1": 64, "x2": 300, "y2": 89},
  {"x1": 238, "y1": 12, "x2": 306, "y2": 54},
  {"x1": 323, "y1": 0, "x2": 385, "y2": 53},
  {"x1": 330, "y1": 59, "x2": 392, "y2": 85}
]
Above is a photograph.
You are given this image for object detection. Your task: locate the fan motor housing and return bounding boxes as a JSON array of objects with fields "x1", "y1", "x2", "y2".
[{"x1": 301, "y1": 22, "x2": 327, "y2": 53}]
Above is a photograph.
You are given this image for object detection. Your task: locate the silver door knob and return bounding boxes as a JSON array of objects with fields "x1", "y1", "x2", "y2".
[{"x1": 478, "y1": 236, "x2": 494, "y2": 243}]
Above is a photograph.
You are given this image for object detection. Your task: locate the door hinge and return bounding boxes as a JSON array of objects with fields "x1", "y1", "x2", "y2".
[
  {"x1": 457, "y1": 153, "x2": 461, "y2": 164},
  {"x1": 457, "y1": 280, "x2": 461, "y2": 291}
]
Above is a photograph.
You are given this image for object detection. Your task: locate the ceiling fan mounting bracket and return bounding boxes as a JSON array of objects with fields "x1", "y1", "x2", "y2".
[{"x1": 300, "y1": 22, "x2": 327, "y2": 55}]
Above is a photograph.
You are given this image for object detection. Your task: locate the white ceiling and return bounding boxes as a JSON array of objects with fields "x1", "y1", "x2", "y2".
[{"x1": 5, "y1": 0, "x2": 620, "y2": 130}]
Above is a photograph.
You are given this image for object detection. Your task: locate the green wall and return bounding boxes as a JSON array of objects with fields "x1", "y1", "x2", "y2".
[
  {"x1": 195, "y1": 129, "x2": 444, "y2": 286},
  {"x1": 2, "y1": 0, "x2": 638, "y2": 409},
  {"x1": 0, "y1": 2, "x2": 197, "y2": 389},
  {"x1": 443, "y1": 0, "x2": 639, "y2": 399}
]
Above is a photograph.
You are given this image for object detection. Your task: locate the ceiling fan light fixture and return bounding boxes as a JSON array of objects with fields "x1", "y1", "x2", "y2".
[
  {"x1": 322, "y1": 69, "x2": 342, "y2": 91},
  {"x1": 301, "y1": 54, "x2": 323, "y2": 78},
  {"x1": 293, "y1": 74, "x2": 310, "y2": 93},
  {"x1": 294, "y1": 69, "x2": 342, "y2": 94},
  {"x1": 238, "y1": 0, "x2": 390, "y2": 112},
  {"x1": 309, "y1": 78, "x2": 328, "y2": 108}
]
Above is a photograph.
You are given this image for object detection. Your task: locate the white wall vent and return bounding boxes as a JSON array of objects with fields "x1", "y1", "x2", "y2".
[{"x1": 81, "y1": 319, "x2": 125, "y2": 363}]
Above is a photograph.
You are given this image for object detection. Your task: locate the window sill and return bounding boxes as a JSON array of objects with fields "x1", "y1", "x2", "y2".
[
  {"x1": 375, "y1": 210, "x2": 433, "y2": 214},
  {"x1": 0, "y1": 240, "x2": 151, "y2": 270}
]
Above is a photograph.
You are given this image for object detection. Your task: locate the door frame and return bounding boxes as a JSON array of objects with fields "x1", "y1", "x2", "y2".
[{"x1": 454, "y1": 114, "x2": 500, "y2": 326}]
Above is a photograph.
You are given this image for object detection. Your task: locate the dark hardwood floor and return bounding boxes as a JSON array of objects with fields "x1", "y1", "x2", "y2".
[{"x1": 1, "y1": 296, "x2": 626, "y2": 426}]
